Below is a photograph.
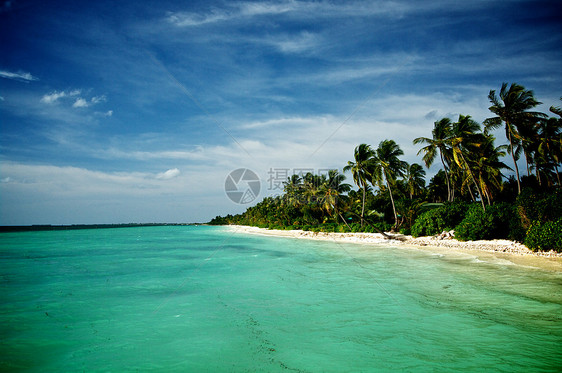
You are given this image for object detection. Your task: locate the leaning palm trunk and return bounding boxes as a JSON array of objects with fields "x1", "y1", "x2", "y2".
[
  {"x1": 440, "y1": 153, "x2": 453, "y2": 202},
  {"x1": 338, "y1": 212, "x2": 351, "y2": 229},
  {"x1": 507, "y1": 127, "x2": 522, "y2": 194},
  {"x1": 458, "y1": 151, "x2": 486, "y2": 211},
  {"x1": 385, "y1": 173, "x2": 399, "y2": 229},
  {"x1": 469, "y1": 170, "x2": 486, "y2": 210},
  {"x1": 360, "y1": 185, "x2": 366, "y2": 227}
]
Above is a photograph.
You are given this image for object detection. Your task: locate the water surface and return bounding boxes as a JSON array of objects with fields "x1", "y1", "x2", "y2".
[{"x1": 1, "y1": 226, "x2": 560, "y2": 371}]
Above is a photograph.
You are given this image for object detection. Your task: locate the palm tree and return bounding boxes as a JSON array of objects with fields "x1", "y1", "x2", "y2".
[
  {"x1": 405, "y1": 163, "x2": 426, "y2": 199},
  {"x1": 483, "y1": 82, "x2": 546, "y2": 194},
  {"x1": 371, "y1": 140, "x2": 407, "y2": 229},
  {"x1": 517, "y1": 116, "x2": 540, "y2": 177},
  {"x1": 319, "y1": 170, "x2": 352, "y2": 227},
  {"x1": 550, "y1": 98, "x2": 562, "y2": 117},
  {"x1": 536, "y1": 116, "x2": 562, "y2": 185},
  {"x1": 343, "y1": 144, "x2": 375, "y2": 227},
  {"x1": 450, "y1": 115, "x2": 486, "y2": 209},
  {"x1": 473, "y1": 134, "x2": 510, "y2": 205},
  {"x1": 413, "y1": 118, "x2": 453, "y2": 201},
  {"x1": 302, "y1": 172, "x2": 322, "y2": 205},
  {"x1": 283, "y1": 174, "x2": 303, "y2": 204}
]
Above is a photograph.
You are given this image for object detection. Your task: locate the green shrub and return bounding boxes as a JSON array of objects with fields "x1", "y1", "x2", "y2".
[
  {"x1": 517, "y1": 189, "x2": 562, "y2": 229},
  {"x1": 442, "y1": 201, "x2": 470, "y2": 228},
  {"x1": 337, "y1": 224, "x2": 349, "y2": 233},
  {"x1": 525, "y1": 219, "x2": 562, "y2": 252},
  {"x1": 411, "y1": 208, "x2": 447, "y2": 237},
  {"x1": 486, "y1": 202, "x2": 526, "y2": 242},
  {"x1": 350, "y1": 223, "x2": 361, "y2": 233},
  {"x1": 374, "y1": 222, "x2": 392, "y2": 233},
  {"x1": 454, "y1": 203, "x2": 526, "y2": 242},
  {"x1": 411, "y1": 201, "x2": 469, "y2": 238},
  {"x1": 400, "y1": 228, "x2": 411, "y2": 235},
  {"x1": 455, "y1": 204, "x2": 495, "y2": 241},
  {"x1": 325, "y1": 223, "x2": 338, "y2": 232}
]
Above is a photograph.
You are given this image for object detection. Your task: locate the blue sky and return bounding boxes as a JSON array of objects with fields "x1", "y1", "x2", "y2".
[{"x1": 1, "y1": 0, "x2": 561, "y2": 225}]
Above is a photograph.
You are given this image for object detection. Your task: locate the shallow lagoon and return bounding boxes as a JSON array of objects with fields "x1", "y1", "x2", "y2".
[{"x1": 1, "y1": 226, "x2": 561, "y2": 371}]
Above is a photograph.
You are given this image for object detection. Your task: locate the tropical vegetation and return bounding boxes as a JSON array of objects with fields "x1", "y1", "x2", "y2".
[{"x1": 210, "y1": 83, "x2": 562, "y2": 252}]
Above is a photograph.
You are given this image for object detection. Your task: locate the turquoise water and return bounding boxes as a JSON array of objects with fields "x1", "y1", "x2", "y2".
[{"x1": 1, "y1": 226, "x2": 561, "y2": 372}]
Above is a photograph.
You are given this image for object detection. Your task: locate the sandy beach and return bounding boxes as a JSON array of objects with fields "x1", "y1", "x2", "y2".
[{"x1": 227, "y1": 225, "x2": 562, "y2": 271}]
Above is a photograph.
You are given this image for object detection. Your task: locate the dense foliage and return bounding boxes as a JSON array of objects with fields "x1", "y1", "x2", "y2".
[
  {"x1": 411, "y1": 201, "x2": 469, "y2": 237},
  {"x1": 525, "y1": 219, "x2": 562, "y2": 252},
  {"x1": 454, "y1": 203, "x2": 524, "y2": 242},
  {"x1": 210, "y1": 83, "x2": 561, "y2": 252}
]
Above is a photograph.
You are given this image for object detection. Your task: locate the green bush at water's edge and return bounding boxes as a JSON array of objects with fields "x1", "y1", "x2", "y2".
[
  {"x1": 454, "y1": 203, "x2": 524, "y2": 242},
  {"x1": 454, "y1": 205, "x2": 495, "y2": 241},
  {"x1": 517, "y1": 188, "x2": 562, "y2": 229},
  {"x1": 411, "y1": 201, "x2": 469, "y2": 237},
  {"x1": 525, "y1": 219, "x2": 562, "y2": 252}
]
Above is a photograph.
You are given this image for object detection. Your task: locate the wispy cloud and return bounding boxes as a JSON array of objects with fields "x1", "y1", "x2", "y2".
[
  {"x1": 0, "y1": 162, "x2": 224, "y2": 224},
  {"x1": 40, "y1": 89, "x2": 81, "y2": 104},
  {"x1": 266, "y1": 31, "x2": 320, "y2": 54},
  {"x1": 41, "y1": 89, "x2": 107, "y2": 110},
  {"x1": 72, "y1": 98, "x2": 88, "y2": 108},
  {"x1": 166, "y1": 1, "x2": 295, "y2": 27},
  {"x1": 240, "y1": 116, "x2": 334, "y2": 130},
  {"x1": 156, "y1": 168, "x2": 181, "y2": 180},
  {"x1": 72, "y1": 95, "x2": 106, "y2": 108},
  {"x1": 0, "y1": 69, "x2": 38, "y2": 82},
  {"x1": 91, "y1": 95, "x2": 106, "y2": 104},
  {"x1": 97, "y1": 147, "x2": 208, "y2": 162},
  {"x1": 166, "y1": 1, "x2": 410, "y2": 27},
  {"x1": 40, "y1": 90, "x2": 68, "y2": 104}
]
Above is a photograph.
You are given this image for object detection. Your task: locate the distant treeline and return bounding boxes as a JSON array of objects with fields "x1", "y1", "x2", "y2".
[
  {"x1": 210, "y1": 83, "x2": 562, "y2": 252},
  {"x1": 0, "y1": 223, "x2": 196, "y2": 233}
]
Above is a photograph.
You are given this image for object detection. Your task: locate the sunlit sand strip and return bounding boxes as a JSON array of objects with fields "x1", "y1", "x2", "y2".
[{"x1": 226, "y1": 225, "x2": 562, "y2": 271}]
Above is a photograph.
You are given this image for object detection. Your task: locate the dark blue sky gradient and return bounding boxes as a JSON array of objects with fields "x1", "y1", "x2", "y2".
[{"x1": 1, "y1": 0, "x2": 561, "y2": 224}]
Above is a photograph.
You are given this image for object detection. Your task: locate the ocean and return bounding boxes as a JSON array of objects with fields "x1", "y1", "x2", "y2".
[{"x1": 1, "y1": 225, "x2": 561, "y2": 372}]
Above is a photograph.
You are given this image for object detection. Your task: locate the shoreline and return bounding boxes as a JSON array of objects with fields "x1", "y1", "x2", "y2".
[{"x1": 226, "y1": 225, "x2": 562, "y2": 271}]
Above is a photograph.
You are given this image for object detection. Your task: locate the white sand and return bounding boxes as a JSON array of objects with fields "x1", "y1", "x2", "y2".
[{"x1": 227, "y1": 225, "x2": 562, "y2": 271}]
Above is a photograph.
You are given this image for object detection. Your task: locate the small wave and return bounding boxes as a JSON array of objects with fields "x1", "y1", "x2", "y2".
[{"x1": 471, "y1": 257, "x2": 515, "y2": 266}]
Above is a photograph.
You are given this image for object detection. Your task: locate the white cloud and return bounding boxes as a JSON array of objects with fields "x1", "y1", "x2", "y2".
[
  {"x1": 105, "y1": 110, "x2": 113, "y2": 117},
  {"x1": 40, "y1": 90, "x2": 108, "y2": 110},
  {"x1": 72, "y1": 98, "x2": 89, "y2": 108},
  {"x1": 156, "y1": 168, "x2": 181, "y2": 180},
  {"x1": 268, "y1": 31, "x2": 320, "y2": 54},
  {"x1": 167, "y1": 10, "x2": 228, "y2": 27},
  {"x1": 91, "y1": 95, "x2": 106, "y2": 104},
  {"x1": 0, "y1": 163, "x2": 189, "y2": 197},
  {"x1": 0, "y1": 162, "x2": 225, "y2": 224},
  {"x1": 166, "y1": 2, "x2": 306, "y2": 27},
  {"x1": 240, "y1": 116, "x2": 334, "y2": 130},
  {"x1": 238, "y1": 1, "x2": 295, "y2": 17},
  {"x1": 166, "y1": 1, "x2": 409, "y2": 27},
  {"x1": 0, "y1": 69, "x2": 38, "y2": 82},
  {"x1": 40, "y1": 91, "x2": 67, "y2": 104},
  {"x1": 73, "y1": 95, "x2": 106, "y2": 108},
  {"x1": 97, "y1": 147, "x2": 208, "y2": 161}
]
